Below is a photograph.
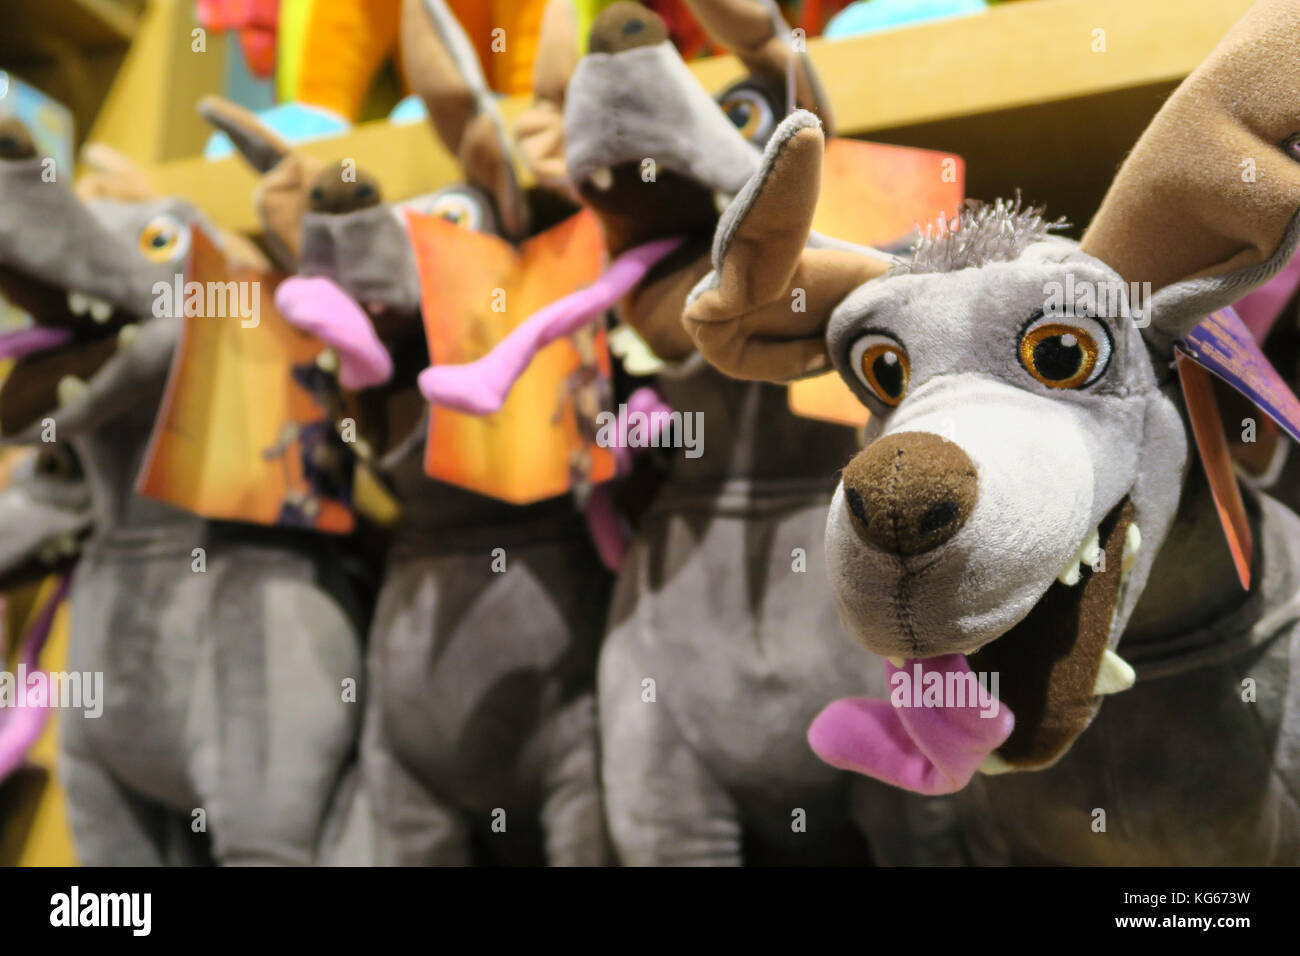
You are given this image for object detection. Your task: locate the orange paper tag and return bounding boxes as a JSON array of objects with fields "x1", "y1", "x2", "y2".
[
  {"x1": 410, "y1": 209, "x2": 616, "y2": 504},
  {"x1": 788, "y1": 138, "x2": 965, "y2": 427},
  {"x1": 137, "y1": 228, "x2": 354, "y2": 534},
  {"x1": 1176, "y1": 352, "x2": 1252, "y2": 590}
]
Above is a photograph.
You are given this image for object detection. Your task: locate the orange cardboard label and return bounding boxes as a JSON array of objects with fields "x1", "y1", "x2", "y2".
[
  {"x1": 410, "y1": 209, "x2": 616, "y2": 504},
  {"x1": 137, "y1": 228, "x2": 354, "y2": 533}
]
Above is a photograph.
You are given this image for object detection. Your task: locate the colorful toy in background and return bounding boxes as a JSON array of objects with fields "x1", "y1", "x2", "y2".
[
  {"x1": 0, "y1": 73, "x2": 73, "y2": 186},
  {"x1": 823, "y1": 0, "x2": 988, "y2": 38}
]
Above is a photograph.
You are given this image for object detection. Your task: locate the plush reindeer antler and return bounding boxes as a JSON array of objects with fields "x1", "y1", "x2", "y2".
[
  {"x1": 1080, "y1": 0, "x2": 1300, "y2": 351},
  {"x1": 75, "y1": 143, "x2": 158, "y2": 203},
  {"x1": 198, "y1": 96, "x2": 325, "y2": 270},
  {"x1": 512, "y1": 0, "x2": 582, "y2": 202},
  {"x1": 683, "y1": 110, "x2": 889, "y2": 381},
  {"x1": 400, "y1": 0, "x2": 529, "y2": 239}
]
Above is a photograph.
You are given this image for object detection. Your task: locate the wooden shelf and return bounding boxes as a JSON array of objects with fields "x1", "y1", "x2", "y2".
[{"x1": 140, "y1": 0, "x2": 1257, "y2": 236}]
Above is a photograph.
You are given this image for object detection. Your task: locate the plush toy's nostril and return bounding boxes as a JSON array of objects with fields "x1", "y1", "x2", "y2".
[
  {"x1": 841, "y1": 432, "x2": 978, "y2": 556},
  {"x1": 588, "y1": 1, "x2": 669, "y2": 54},
  {"x1": 0, "y1": 117, "x2": 37, "y2": 160}
]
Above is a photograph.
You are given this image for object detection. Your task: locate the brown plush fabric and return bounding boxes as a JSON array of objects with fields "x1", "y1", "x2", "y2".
[
  {"x1": 840, "y1": 432, "x2": 977, "y2": 556},
  {"x1": 969, "y1": 498, "x2": 1134, "y2": 768},
  {"x1": 400, "y1": 0, "x2": 479, "y2": 174},
  {"x1": 74, "y1": 144, "x2": 158, "y2": 203},
  {"x1": 308, "y1": 163, "x2": 384, "y2": 213},
  {"x1": 623, "y1": 242, "x2": 713, "y2": 362},
  {"x1": 1081, "y1": 0, "x2": 1300, "y2": 288},
  {"x1": 513, "y1": 0, "x2": 581, "y2": 201},
  {"x1": 0, "y1": 117, "x2": 35, "y2": 159},
  {"x1": 682, "y1": 0, "x2": 835, "y2": 133},
  {"x1": 683, "y1": 124, "x2": 887, "y2": 381},
  {"x1": 588, "y1": 2, "x2": 669, "y2": 52}
]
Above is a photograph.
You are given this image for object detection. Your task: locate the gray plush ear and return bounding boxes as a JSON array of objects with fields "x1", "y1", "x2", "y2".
[
  {"x1": 197, "y1": 96, "x2": 293, "y2": 173},
  {"x1": 1144, "y1": 210, "x2": 1300, "y2": 353}
]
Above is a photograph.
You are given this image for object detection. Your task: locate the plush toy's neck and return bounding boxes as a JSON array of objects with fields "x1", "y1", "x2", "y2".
[
  {"x1": 70, "y1": 385, "x2": 198, "y2": 538},
  {"x1": 1123, "y1": 461, "x2": 1250, "y2": 647}
]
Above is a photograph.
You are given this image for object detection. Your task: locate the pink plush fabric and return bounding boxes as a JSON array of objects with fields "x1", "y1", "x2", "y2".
[
  {"x1": 1234, "y1": 250, "x2": 1300, "y2": 342},
  {"x1": 0, "y1": 326, "x2": 72, "y2": 361},
  {"x1": 418, "y1": 237, "x2": 683, "y2": 414},
  {"x1": 274, "y1": 276, "x2": 394, "y2": 390},
  {"x1": 807, "y1": 654, "x2": 1015, "y2": 795}
]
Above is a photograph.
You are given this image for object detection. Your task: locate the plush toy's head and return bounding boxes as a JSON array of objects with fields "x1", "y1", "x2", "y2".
[
  {"x1": 685, "y1": 0, "x2": 1300, "y2": 772},
  {"x1": 0, "y1": 120, "x2": 202, "y2": 443}
]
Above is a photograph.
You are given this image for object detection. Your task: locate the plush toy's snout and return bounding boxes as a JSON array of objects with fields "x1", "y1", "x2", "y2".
[
  {"x1": 841, "y1": 432, "x2": 977, "y2": 556},
  {"x1": 588, "y1": 2, "x2": 670, "y2": 54}
]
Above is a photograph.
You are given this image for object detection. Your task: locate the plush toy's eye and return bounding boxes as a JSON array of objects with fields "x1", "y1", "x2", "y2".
[
  {"x1": 138, "y1": 214, "x2": 190, "y2": 263},
  {"x1": 850, "y1": 332, "x2": 909, "y2": 406},
  {"x1": 718, "y1": 88, "x2": 775, "y2": 145},
  {"x1": 1017, "y1": 314, "x2": 1112, "y2": 389},
  {"x1": 428, "y1": 192, "x2": 484, "y2": 231}
]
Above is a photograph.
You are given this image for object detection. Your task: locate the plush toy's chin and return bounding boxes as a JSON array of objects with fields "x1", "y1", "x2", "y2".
[{"x1": 0, "y1": 264, "x2": 136, "y2": 437}]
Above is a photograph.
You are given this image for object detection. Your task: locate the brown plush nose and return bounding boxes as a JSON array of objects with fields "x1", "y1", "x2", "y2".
[
  {"x1": 0, "y1": 118, "x2": 37, "y2": 160},
  {"x1": 589, "y1": 2, "x2": 669, "y2": 54},
  {"x1": 842, "y1": 432, "x2": 978, "y2": 556},
  {"x1": 308, "y1": 162, "x2": 383, "y2": 214}
]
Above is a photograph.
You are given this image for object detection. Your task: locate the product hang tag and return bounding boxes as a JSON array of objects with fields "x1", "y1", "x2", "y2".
[{"x1": 1174, "y1": 305, "x2": 1300, "y2": 591}]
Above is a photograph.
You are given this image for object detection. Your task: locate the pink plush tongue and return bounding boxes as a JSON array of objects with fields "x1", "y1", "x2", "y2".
[
  {"x1": 808, "y1": 654, "x2": 1014, "y2": 795},
  {"x1": 0, "y1": 326, "x2": 73, "y2": 361},
  {"x1": 274, "y1": 276, "x2": 394, "y2": 390},
  {"x1": 418, "y1": 236, "x2": 684, "y2": 415}
]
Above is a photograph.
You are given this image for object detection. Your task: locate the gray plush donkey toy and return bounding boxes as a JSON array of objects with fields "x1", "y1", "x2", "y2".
[
  {"x1": 0, "y1": 120, "x2": 368, "y2": 865},
  {"x1": 560, "y1": 1, "x2": 962, "y2": 865},
  {"x1": 685, "y1": 0, "x2": 1300, "y2": 864},
  {"x1": 200, "y1": 0, "x2": 612, "y2": 866}
]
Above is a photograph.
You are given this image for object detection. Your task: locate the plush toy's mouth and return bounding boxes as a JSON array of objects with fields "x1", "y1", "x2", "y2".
[
  {"x1": 0, "y1": 264, "x2": 139, "y2": 436},
  {"x1": 811, "y1": 495, "x2": 1142, "y2": 793},
  {"x1": 967, "y1": 496, "x2": 1138, "y2": 770},
  {"x1": 576, "y1": 162, "x2": 721, "y2": 256}
]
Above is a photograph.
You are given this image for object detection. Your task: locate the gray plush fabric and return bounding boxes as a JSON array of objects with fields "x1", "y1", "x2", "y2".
[
  {"x1": 563, "y1": 41, "x2": 761, "y2": 196},
  {"x1": 0, "y1": 164, "x2": 366, "y2": 865},
  {"x1": 599, "y1": 356, "x2": 964, "y2": 864},
  {"x1": 297, "y1": 196, "x2": 612, "y2": 865}
]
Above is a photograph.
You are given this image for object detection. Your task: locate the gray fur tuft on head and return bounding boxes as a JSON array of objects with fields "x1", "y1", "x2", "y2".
[{"x1": 891, "y1": 194, "x2": 1069, "y2": 275}]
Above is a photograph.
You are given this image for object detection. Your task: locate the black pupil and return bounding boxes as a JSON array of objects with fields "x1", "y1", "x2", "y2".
[
  {"x1": 152, "y1": 232, "x2": 168, "y2": 247},
  {"x1": 1033, "y1": 335, "x2": 1083, "y2": 381},
  {"x1": 726, "y1": 102, "x2": 752, "y2": 128},
  {"x1": 873, "y1": 351, "x2": 903, "y2": 397}
]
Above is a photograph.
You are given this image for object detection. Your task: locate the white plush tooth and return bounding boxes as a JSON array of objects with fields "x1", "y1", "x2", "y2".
[
  {"x1": 57, "y1": 374, "x2": 88, "y2": 407},
  {"x1": 67, "y1": 291, "x2": 89, "y2": 315},
  {"x1": 886, "y1": 655, "x2": 904, "y2": 668},
  {"x1": 1058, "y1": 561, "x2": 1082, "y2": 587},
  {"x1": 87, "y1": 297, "x2": 113, "y2": 323},
  {"x1": 978, "y1": 753, "x2": 1015, "y2": 775},
  {"x1": 1122, "y1": 523, "x2": 1142, "y2": 572},
  {"x1": 1093, "y1": 649, "x2": 1136, "y2": 695},
  {"x1": 589, "y1": 167, "x2": 614, "y2": 191},
  {"x1": 316, "y1": 348, "x2": 339, "y2": 373},
  {"x1": 1079, "y1": 529, "x2": 1101, "y2": 568},
  {"x1": 117, "y1": 324, "x2": 139, "y2": 348}
]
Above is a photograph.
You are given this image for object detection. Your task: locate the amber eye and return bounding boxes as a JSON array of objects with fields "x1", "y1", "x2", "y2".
[
  {"x1": 427, "y1": 191, "x2": 484, "y2": 231},
  {"x1": 138, "y1": 214, "x2": 189, "y2": 263},
  {"x1": 718, "y1": 87, "x2": 775, "y2": 145},
  {"x1": 850, "y1": 333, "x2": 909, "y2": 407},
  {"x1": 1018, "y1": 314, "x2": 1112, "y2": 389}
]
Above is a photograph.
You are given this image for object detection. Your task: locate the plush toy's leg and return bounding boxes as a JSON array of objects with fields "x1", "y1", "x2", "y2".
[
  {"x1": 598, "y1": 625, "x2": 743, "y2": 866},
  {"x1": 360, "y1": 712, "x2": 473, "y2": 866},
  {"x1": 533, "y1": 692, "x2": 610, "y2": 866},
  {"x1": 60, "y1": 747, "x2": 171, "y2": 865},
  {"x1": 188, "y1": 550, "x2": 363, "y2": 865}
]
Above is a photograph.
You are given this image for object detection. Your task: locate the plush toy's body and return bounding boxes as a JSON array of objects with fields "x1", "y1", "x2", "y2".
[
  {"x1": 554, "y1": 2, "x2": 960, "y2": 865},
  {"x1": 0, "y1": 139, "x2": 366, "y2": 864},
  {"x1": 201, "y1": 0, "x2": 614, "y2": 863},
  {"x1": 684, "y1": 0, "x2": 1300, "y2": 864}
]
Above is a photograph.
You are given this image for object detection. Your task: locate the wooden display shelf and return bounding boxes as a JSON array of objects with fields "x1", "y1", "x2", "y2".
[{"x1": 140, "y1": 0, "x2": 1256, "y2": 235}]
